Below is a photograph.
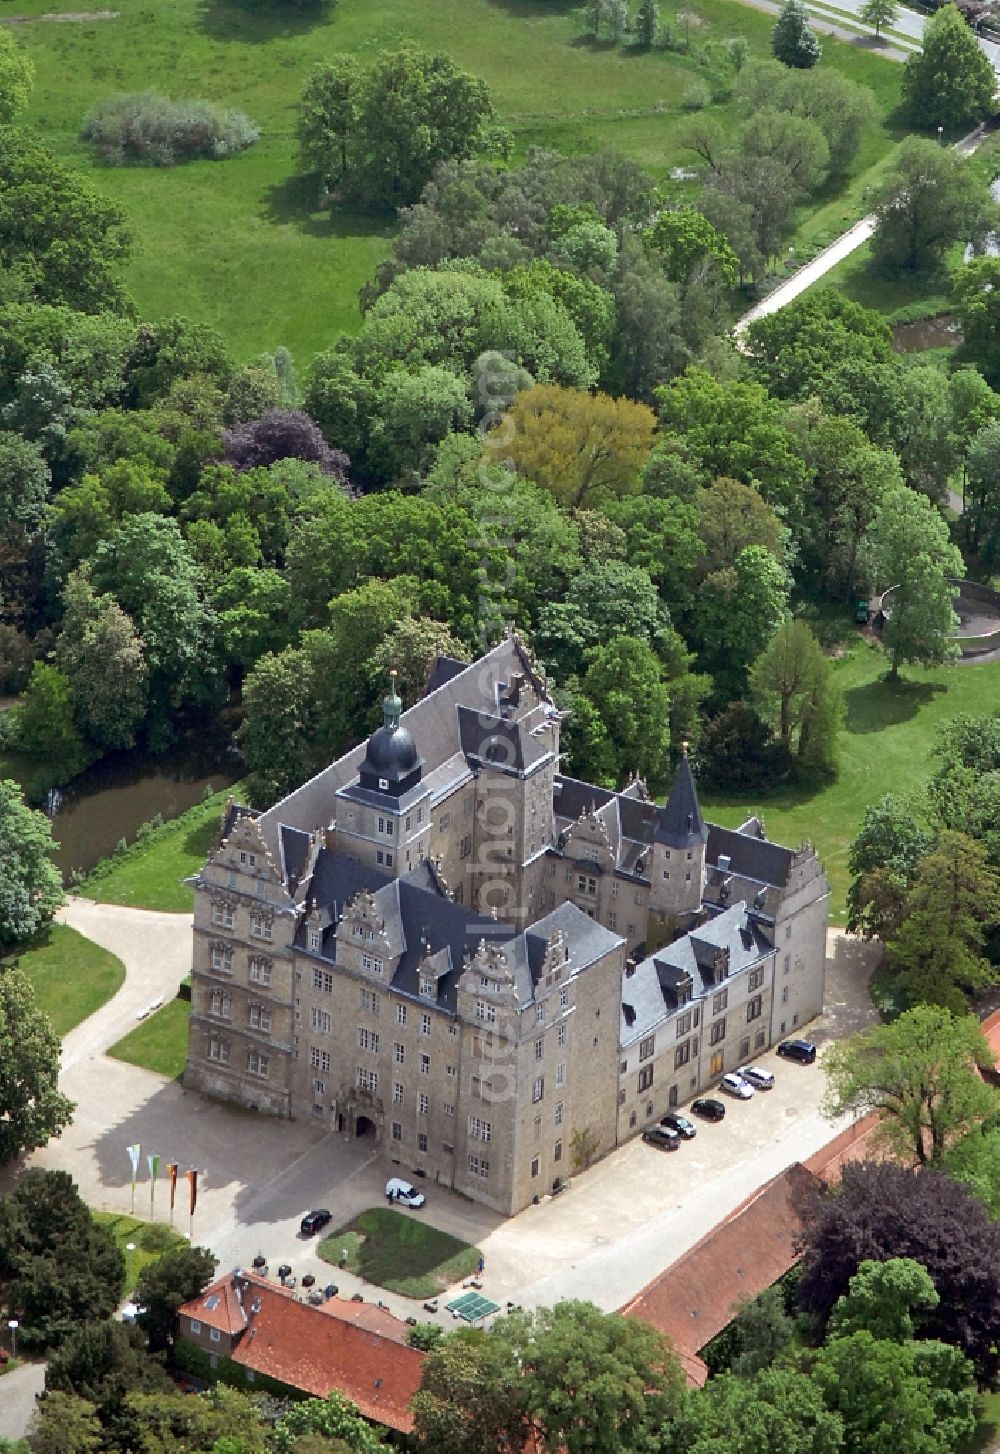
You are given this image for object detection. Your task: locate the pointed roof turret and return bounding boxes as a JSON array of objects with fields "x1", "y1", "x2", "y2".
[{"x1": 655, "y1": 746, "x2": 708, "y2": 850}]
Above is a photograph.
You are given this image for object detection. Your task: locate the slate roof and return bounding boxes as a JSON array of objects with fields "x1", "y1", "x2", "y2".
[
  {"x1": 457, "y1": 705, "x2": 550, "y2": 775},
  {"x1": 655, "y1": 756, "x2": 708, "y2": 849},
  {"x1": 706, "y1": 824, "x2": 793, "y2": 888},
  {"x1": 383, "y1": 866, "x2": 514, "y2": 1012},
  {"x1": 295, "y1": 853, "x2": 391, "y2": 952},
  {"x1": 279, "y1": 826, "x2": 311, "y2": 895},
  {"x1": 621, "y1": 1162, "x2": 819, "y2": 1383},
  {"x1": 424, "y1": 654, "x2": 471, "y2": 695},
  {"x1": 180, "y1": 1273, "x2": 423, "y2": 1432}
]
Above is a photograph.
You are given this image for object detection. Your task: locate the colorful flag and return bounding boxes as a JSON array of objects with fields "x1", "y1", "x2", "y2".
[
  {"x1": 167, "y1": 1161, "x2": 178, "y2": 1211},
  {"x1": 187, "y1": 1167, "x2": 198, "y2": 1217},
  {"x1": 126, "y1": 1143, "x2": 141, "y2": 1184},
  {"x1": 147, "y1": 1153, "x2": 160, "y2": 1217}
]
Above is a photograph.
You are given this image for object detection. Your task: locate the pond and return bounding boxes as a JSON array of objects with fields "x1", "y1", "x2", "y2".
[
  {"x1": 45, "y1": 737, "x2": 239, "y2": 880},
  {"x1": 892, "y1": 315, "x2": 963, "y2": 352}
]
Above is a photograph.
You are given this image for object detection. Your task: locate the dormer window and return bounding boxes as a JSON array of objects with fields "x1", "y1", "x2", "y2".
[
  {"x1": 379, "y1": 778, "x2": 389, "y2": 791},
  {"x1": 419, "y1": 975, "x2": 435, "y2": 999},
  {"x1": 239, "y1": 851, "x2": 257, "y2": 869},
  {"x1": 308, "y1": 929, "x2": 321, "y2": 952}
]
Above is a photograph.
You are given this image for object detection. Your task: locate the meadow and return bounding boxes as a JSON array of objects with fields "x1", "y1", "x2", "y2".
[
  {"x1": 9, "y1": 0, "x2": 902, "y2": 361},
  {"x1": 702, "y1": 637, "x2": 1000, "y2": 922}
]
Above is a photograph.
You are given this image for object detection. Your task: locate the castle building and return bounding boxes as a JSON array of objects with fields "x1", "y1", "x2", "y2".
[{"x1": 185, "y1": 636, "x2": 829, "y2": 1216}]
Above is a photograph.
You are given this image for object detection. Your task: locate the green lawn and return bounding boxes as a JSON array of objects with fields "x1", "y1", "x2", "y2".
[
  {"x1": 319, "y1": 1207, "x2": 480, "y2": 1299},
  {"x1": 82, "y1": 788, "x2": 231, "y2": 912},
  {"x1": 92, "y1": 1213, "x2": 186, "y2": 1297},
  {"x1": 9, "y1": 0, "x2": 901, "y2": 362},
  {"x1": 701, "y1": 636, "x2": 1000, "y2": 922},
  {"x1": 8, "y1": 922, "x2": 125, "y2": 1037},
  {"x1": 108, "y1": 996, "x2": 191, "y2": 1079},
  {"x1": 959, "y1": 1392, "x2": 1000, "y2": 1454}
]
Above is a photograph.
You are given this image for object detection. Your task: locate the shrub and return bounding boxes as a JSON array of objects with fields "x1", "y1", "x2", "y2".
[
  {"x1": 83, "y1": 93, "x2": 260, "y2": 166},
  {"x1": 682, "y1": 81, "x2": 712, "y2": 109}
]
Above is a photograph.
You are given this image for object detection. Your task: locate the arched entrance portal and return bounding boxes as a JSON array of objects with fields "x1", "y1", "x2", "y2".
[
  {"x1": 331, "y1": 1084, "x2": 384, "y2": 1146},
  {"x1": 356, "y1": 1114, "x2": 375, "y2": 1138}
]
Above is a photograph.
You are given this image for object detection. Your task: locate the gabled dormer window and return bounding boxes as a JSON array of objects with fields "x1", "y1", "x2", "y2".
[
  {"x1": 419, "y1": 974, "x2": 435, "y2": 999},
  {"x1": 308, "y1": 928, "x2": 321, "y2": 952}
]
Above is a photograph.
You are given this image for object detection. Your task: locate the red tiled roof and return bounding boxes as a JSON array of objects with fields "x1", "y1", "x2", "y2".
[
  {"x1": 803, "y1": 1112, "x2": 881, "y2": 1183},
  {"x1": 980, "y1": 1009, "x2": 1000, "y2": 1077},
  {"x1": 182, "y1": 1276, "x2": 247, "y2": 1336},
  {"x1": 179, "y1": 1273, "x2": 423, "y2": 1432},
  {"x1": 621, "y1": 1161, "x2": 818, "y2": 1379}
]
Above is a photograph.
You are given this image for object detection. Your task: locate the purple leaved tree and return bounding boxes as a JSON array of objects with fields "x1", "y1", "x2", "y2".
[{"x1": 221, "y1": 408, "x2": 350, "y2": 483}]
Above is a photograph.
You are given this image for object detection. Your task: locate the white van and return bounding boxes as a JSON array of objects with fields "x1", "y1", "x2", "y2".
[{"x1": 385, "y1": 1177, "x2": 426, "y2": 1208}]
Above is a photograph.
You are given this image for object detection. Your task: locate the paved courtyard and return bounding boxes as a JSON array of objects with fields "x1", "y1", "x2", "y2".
[{"x1": 12, "y1": 905, "x2": 881, "y2": 1333}]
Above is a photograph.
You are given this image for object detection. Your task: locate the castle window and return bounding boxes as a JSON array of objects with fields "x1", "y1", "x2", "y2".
[
  {"x1": 211, "y1": 901, "x2": 235, "y2": 930},
  {"x1": 535, "y1": 1003, "x2": 545, "y2": 1025},
  {"x1": 208, "y1": 1035, "x2": 229, "y2": 1064},
  {"x1": 249, "y1": 911, "x2": 272, "y2": 942},
  {"x1": 419, "y1": 1093, "x2": 429, "y2": 1115},
  {"x1": 210, "y1": 943, "x2": 233, "y2": 974},
  {"x1": 530, "y1": 1157, "x2": 540, "y2": 1178},
  {"x1": 534, "y1": 1038, "x2": 544, "y2": 1062},
  {"x1": 308, "y1": 929, "x2": 321, "y2": 952},
  {"x1": 639, "y1": 1035, "x2": 655, "y2": 1061},
  {"x1": 560, "y1": 987, "x2": 569, "y2": 1010},
  {"x1": 419, "y1": 975, "x2": 434, "y2": 999},
  {"x1": 394, "y1": 1043, "x2": 405, "y2": 1065},
  {"x1": 446, "y1": 1063, "x2": 457, "y2": 1077},
  {"x1": 394, "y1": 1083, "x2": 404, "y2": 1104},
  {"x1": 362, "y1": 954, "x2": 384, "y2": 975},
  {"x1": 460, "y1": 835, "x2": 472, "y2": 859},
  {"x1": 314, "y1": 969, "x2": 334, "y2": 993},
  {"x1": 209, "y1": 989, "x2": 231, "y2": 1020},
  {"x1": 248, "y1": 957, "x2": 271, "y2": 987},
  {"x1": 749, "y1": 967, "x2": 765, "y2": 992},
  {"x1": 556, "y1": 1062, "x2": 566, "y2": 1087},
  {"x1": 638, "y1": 1065, "x2": 653, "y2": 1092},
  {"x1": 418, "y1": 1133, "x2": 428, "y2": 1152},
  {"x1": 555, "y1": 1100, "x2": 563, "y2": 1126},
  {"x1": 397, "y1": 1004, "x2": 407, "y2": 1025},
  {"x1": 239, "y1": 851, "x2": 257, "y2": 868},
  {"x1": 356, "y1": 1067, "x2": 378, "y2": 1093},
  {"x1": 420, "y1": 1053, "x2": 431, "y2": 1075},
  {"x1": 747, "y1": 996, "x2": 763, "y2": 1023},
  {"x1": 468, "y1": 1154, "x2": 489, "y2": 1179},
  {"x1": 710, "y1": 1018, "x2": 726, "y2": 1046},
  {"x1": 313, "y1": 1079, "x2": 326, "y2": 1094},
  {"x1": 608, "y1": 912, "x2": 617, "y2": 931},
  {"x1": 439, "y1": 813, "x2": 450, "y2": 832},
  {"x1": 392, "y1": 1122, "x2": 402, "y2": 1141},
  {"x1": 310, "y1": 1047, "x2": 331, "y2": 1072},
  {"x1": 713, "y1": 989, "x2": 728, "y2": 1015},
  {"x1": 248, "y1": 1002, "x2": 272, "y2": 1034},
  {"x1": 360, "y1": 987, "x2": 379, "y2": 1014},
  {"x1": 247, "y1": 1049, "x2": 269, "y2": 1079},
  {"x1": 676, "y1": 1011, "x2": 692, "y2": 1037},
  {"x1": 444, "y1": 1103, "x2": 454, "y2": 1116},
  {"x1": 577, "y1": 875, "x2": 597, "y2": 896},
  {"x1": 469, "y1": 1116, "x2": 491, "y2": 1142},
  {"x1": 421, "y1": 1013, "x2": 432, "y2": 1036},
  {"x1": 311, "y1": 1007, "x2": 331, "y2": 1034},
  {"x1": 554, "y1": 1140, "x2": 563, "y2": 1162},
  {"x1": 611, "y1": 881, "x2": 619, "y2": 898},
  {"x1": 675, "y1": 1041, "x2": 691, "y2": 1069},
  {"x1": 558, "y1": 1024, "x2": 567, "y2": 1048},
  {"x1": 475, "y1": 1000, "x2": 496, "y2": 1024},
  {"x1": 532, "y1": 1076, "x2": 544, "y2": 1103},
  {"x1": 358, "y1": 1027, "x2": 379, "y2": 1052}
]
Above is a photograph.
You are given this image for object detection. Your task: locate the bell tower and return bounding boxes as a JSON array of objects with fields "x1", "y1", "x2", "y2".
[{"x1": 649, "y1": 747, "x2": 708, "y2": 920}]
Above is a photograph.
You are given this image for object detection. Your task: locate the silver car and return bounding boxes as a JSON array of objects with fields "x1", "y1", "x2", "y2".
[
  {"x1": 720, "y1": 1071, "x2": 754, "y2": 1099},
  {"x1": 738, "y1": 1064, "x2": 775, "y2": 1090}
]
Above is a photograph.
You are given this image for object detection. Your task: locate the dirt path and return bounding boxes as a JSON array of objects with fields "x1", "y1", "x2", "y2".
[{"x1": 4, "y1": 10, "x2": 118, "y2": 23}]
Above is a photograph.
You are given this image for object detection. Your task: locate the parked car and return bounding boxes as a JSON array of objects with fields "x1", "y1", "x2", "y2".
[
  {"x1": 738, "y1": 1064, "x2": 775, "y2": 1090},
  {"x1": 720, "y1": 1071, "x2": 754, "y2": 1099},
  {"x1": 385, "y1": 1177, "x2": 426, "y2": 1208},
  {"x1": 691, "y1": 1097, "x2": 726, "y2": 1122},
  {"x1": 642, "y1": 1123, "x2": 681, "y2": 1152},
  {"x1": 776, "y1": 1038, "x2": 817, "y2": 1065},
  {"x1": 299, "y1": 1208, "x2": 332, "y2": 1236},
  {"x1": 661, "y1": 1111, "x2": 697, "y2": 1139}
]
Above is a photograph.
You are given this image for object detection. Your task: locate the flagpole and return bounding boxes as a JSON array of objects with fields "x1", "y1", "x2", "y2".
[
  {"x1": 126, "y1": 1144, "x2": 141, "y2": 1217},
  {"x1": 148, "y1": 1153, "x2": 160, "y2": 1221}
]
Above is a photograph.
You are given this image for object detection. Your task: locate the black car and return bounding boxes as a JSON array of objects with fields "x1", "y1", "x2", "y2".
[
  {"x1": 776, "y1": 1038, "x2": 817, "y2": 1065},
  {"x1": 691, "y1": 1097, "x2": 726, "y2": 1122},
  {"x1": 642, "y1": 1124, "x2": 681, "y2": 1152},
  {"x1": 299, "y1": 1208, "x2": 333, "y2": 1236},
  {"x1": 661, "y1": 1111, "x2": 697, "y2": 1139}
]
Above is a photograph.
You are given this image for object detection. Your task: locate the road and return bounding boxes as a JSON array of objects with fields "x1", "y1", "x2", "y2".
[{"x1": 7, "y1": 904, "x2": 881, "y2": 1353}]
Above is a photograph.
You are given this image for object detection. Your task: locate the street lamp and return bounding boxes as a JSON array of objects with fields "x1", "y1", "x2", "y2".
[
  {"x1": 8, "y1": 1319, "x2": 18, "y2": 1360},
  {"x1": 938, "y1": 124, "x2": 945, "y2": 145}
]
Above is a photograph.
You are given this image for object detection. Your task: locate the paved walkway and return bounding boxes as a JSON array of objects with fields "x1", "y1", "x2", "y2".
[{"x1": 0, "y1": 1362, "x2": 46, "y2": 1441}]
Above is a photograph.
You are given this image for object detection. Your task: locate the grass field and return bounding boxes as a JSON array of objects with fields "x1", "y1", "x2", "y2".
[
  {"x1": 108, "y1": 996, "x2": 191, "y2": 1079},
  {"x1": 8, "y1": 0, "x2": 901, "y2": 362},
  {"x1": 960, "y1": 1392, "x2": 1000, "y2": 1454},
  {"x1": 320, "y1": 1207, "x2": 480, "y2": 1299},
  {"x1": 9, "y1": 922, "x2": 125, "y2": 1037},
  {"x1": 82, "y1": 788, "x2": 231, "y2": 912},
  {"x1": 92, "y1": 1213, "x2": 186, "y2": 1296},
  {"x1": 702, "y1": 636, "x2": 1000, "y2": 922}
]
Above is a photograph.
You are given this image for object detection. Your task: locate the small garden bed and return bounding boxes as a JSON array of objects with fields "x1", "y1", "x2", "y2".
[{"x1": 319, "y1": 1207, "x2": 480, "y2": 1300}]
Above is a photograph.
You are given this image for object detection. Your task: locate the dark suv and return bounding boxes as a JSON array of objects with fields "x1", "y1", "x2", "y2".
[
  {"x1": 776, "y1": 1038, "x2": 817, "y2": 1065},
  {"x1": 691, "y1": 1097, "x2": 726, "y2": 1122},
  {"x1": 300, "y1": 1208, "x2": 332, "y2": 1236},
  {"x1": 661, "y1": 1111, "x2": 697, "y2": 1139}
]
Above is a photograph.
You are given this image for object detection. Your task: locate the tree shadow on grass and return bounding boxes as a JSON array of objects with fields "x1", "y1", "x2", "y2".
[
  {"x1": 262, "y1": 173, "x2": 397, "y2": 244},
  {"x1": 197, "y1": 0, "x2": 334, "y2": 44},
  {"x1": 844, "y1": 675, "x2": 945, "y2": 734},
  {"x1": 484, "y1": 0, "x2": 581, "y2": 17}
]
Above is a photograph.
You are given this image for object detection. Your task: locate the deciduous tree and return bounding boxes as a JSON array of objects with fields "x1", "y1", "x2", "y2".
[
  {"x1": 0, "y1": 970, "x2": 74, "y2": 1164},
  {"x1": 136, "y1": 1245, "x2": 217, "y2": 1353},
  {"x1": 845, "y1": 793, "x2": 933, "y2": 940},
  {"x1": 827, "y1": 1258, "x2": 939, "y2": 1343},
  {"x1": 749, "y1": 618, "x2": 841, "y2": 774},
  {"x1": 57, "y1": 570, "x2": 149, "y2": 750},
  {"x1": 866, "y1": 485, "x2": 963, "y2": 677},
  {"x1": 870, "y1": 137, "x2": 989, "y2": 276},
  {"x1": 797, "y1": 1158, "x2": 1000, "y2": 1385},
  {"x1": 859, "y1": 0, "x2": 899, "y2": 38},
  {"x1": 0, "y1": 777, "x2": 63, "y2": 946},
  {"x1": 677, "y1": 1367, "x2": 842, "y2": 1454},
  {"x1": 821, "y1": 1005, "x2": 998, "y2": 1166}
]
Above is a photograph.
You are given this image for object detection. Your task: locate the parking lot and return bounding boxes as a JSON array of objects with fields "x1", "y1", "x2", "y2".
[{"x1": 16, "y1": 907, "x2": 880, "y2": 1327}]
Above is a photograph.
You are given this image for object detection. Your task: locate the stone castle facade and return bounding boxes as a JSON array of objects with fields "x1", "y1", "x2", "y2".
[{"x1": 184, "y1": 637, "x2": 829, "y2": 1215}]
